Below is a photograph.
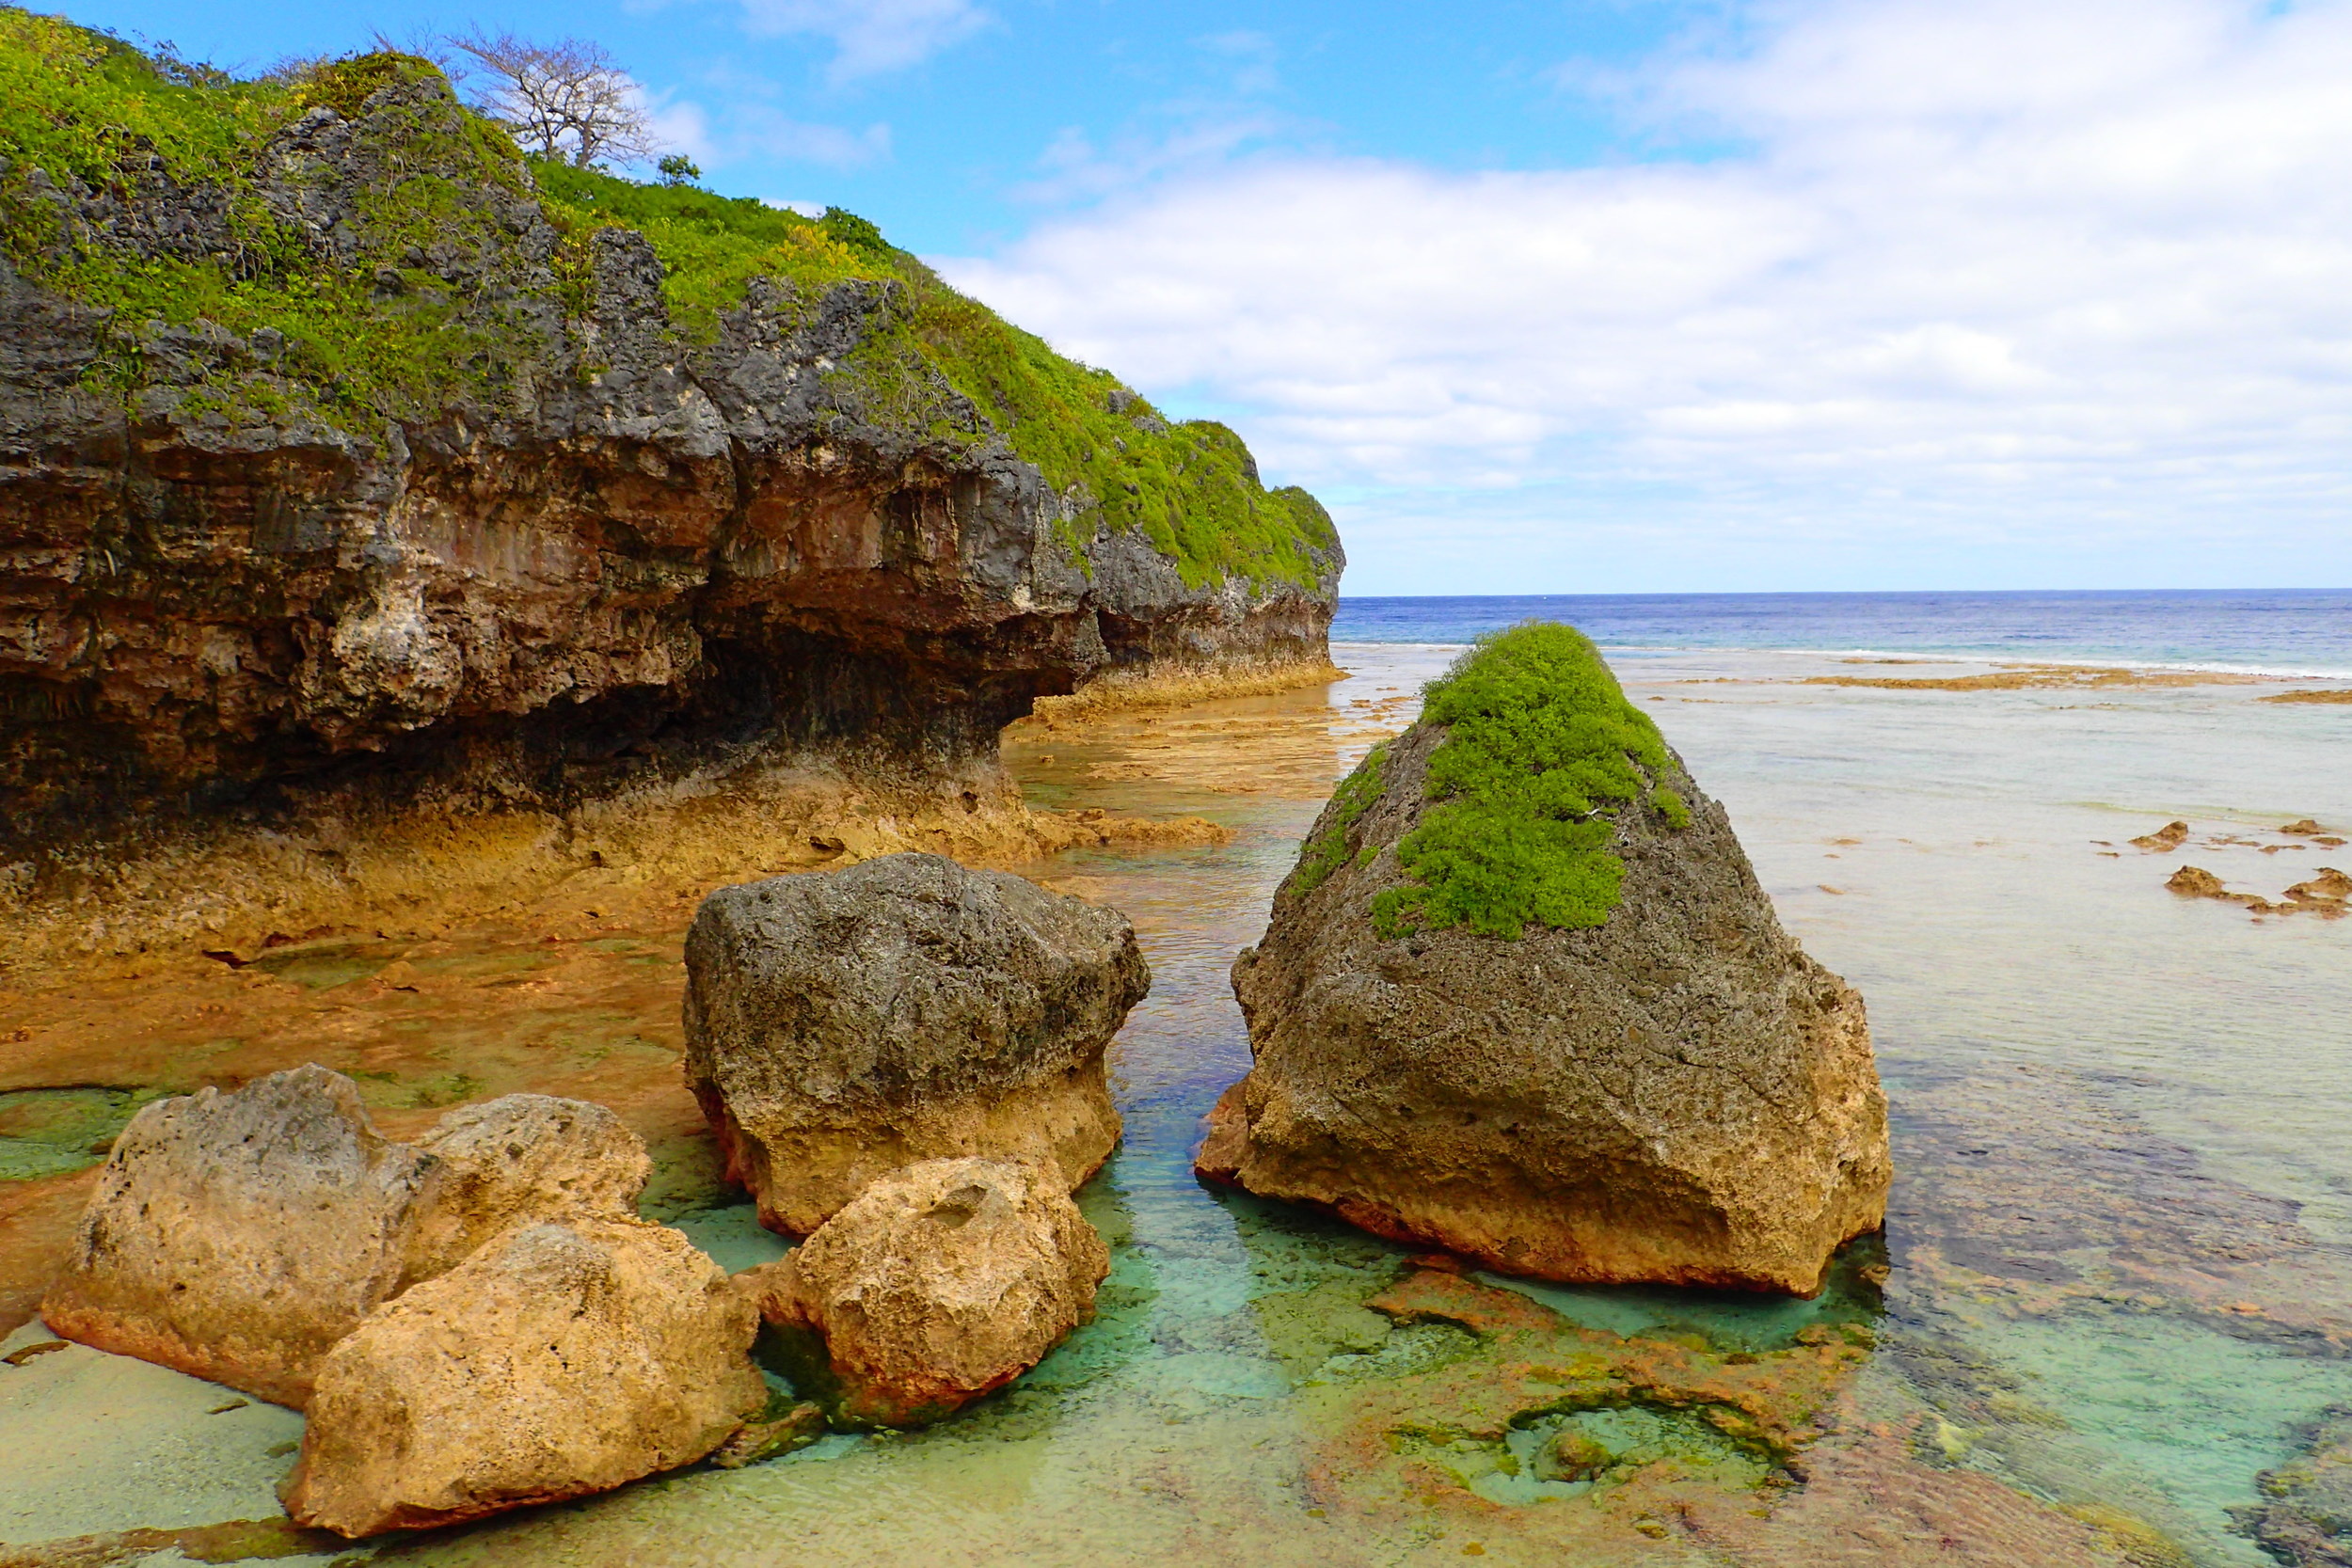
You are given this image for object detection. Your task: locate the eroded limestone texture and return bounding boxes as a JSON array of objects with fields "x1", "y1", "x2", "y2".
[
  {"x1": 684, "y1": 853, "x2": 1149, "y2": 1234},
  {"x1": 42, "y1": 1069, "x2": 661, "y2": 1404},
  {"x1": 282, "y1": 1219, "x2": 763, "y2": 1537},
  {"x1": 1200, "y1": 719, "x2": 1889, "y2": 1296},
  {"x1": 740, "y1": 1158, "x2": 1108, "y2": 1427}
]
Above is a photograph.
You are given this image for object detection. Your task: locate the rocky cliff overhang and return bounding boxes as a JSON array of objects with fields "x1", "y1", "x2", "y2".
[{"x1": 0, "y1": 70, "x2": 1342, "y2": 850}]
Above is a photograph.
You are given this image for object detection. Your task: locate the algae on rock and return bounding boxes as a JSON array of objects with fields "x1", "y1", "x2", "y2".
[{"x1": 1201, "y1": 623, "x2": 1890, "y2": 1296}]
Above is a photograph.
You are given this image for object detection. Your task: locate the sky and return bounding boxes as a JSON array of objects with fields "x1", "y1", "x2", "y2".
[{"x1": 72, "y1": 0, "x2": 2352, "y2": 594}]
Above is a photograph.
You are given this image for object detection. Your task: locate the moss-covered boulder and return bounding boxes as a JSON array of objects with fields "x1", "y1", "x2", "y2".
[{"x1": 1199, "y1": 624, "x2": 1889, "y2": 1295}]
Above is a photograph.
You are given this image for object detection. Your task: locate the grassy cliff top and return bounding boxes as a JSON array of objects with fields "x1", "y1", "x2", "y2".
[
  {"x1": 0, "y1": 12, "x2": 1336, "y2": 592},
  {"x1": 1324, "y1": 622, "x2": 1691, "y2": 940}
]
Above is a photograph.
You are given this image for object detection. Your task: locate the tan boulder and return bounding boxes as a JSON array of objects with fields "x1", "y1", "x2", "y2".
[
  {"x1": 741, "y1": 1158, "x2": 1107, "y2": 1427},
  {"x1": 43, "y1": 1069, "x2": 658, "y2": 1406},
  {"x1": 41, "y1": 1065, "x2": 436, "y2": 1407},
  {"x1": 404, "y1": 1093, "x2": 652, "y2": 1279},
  {"x1": 683, "y1": 852, "x2": 1149, "y2": 1235},
  {"x1": 283, "y1": 1219, "x2": 764, "y2": 1538}
]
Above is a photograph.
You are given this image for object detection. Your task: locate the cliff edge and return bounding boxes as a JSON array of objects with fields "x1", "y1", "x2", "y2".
[{"x1": 0, "y1": 24, "x2": 1341, "y2": 879}]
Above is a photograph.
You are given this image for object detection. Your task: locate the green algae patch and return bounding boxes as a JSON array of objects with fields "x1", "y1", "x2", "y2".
[
  {"x1": 1298, "y1": 1268, "x2": 1868, "y2": 1541},
  {"x1": 0, "y1": 1085, "x2": 165, "y2": 1180},
  {"x1": 1375, "y1": 622, "x2": 1681, "y2": 941}
]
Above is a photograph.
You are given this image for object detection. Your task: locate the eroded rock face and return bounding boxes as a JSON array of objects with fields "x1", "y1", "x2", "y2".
[
  {"x1": 40, "y1": 1065, "x2": 436, "y2": 1407},
  {"x1": 1199, "y1": 720, "x2": 1889, "y2": 1297},
  {"x1": 43, "y1": 1069, "x2": 660, "y2": 1404},
  {"x1": 404, "y1": 1093, "x2": 653, "y2": 1282},
  {"x1": 684, "y1": 853, "x2": 1149, "y2": 1234},
  {"x1": 283, "y1": 1219, "x2": 764, "y2": 1538},
  {"x1": 0, "y1": 77, "x2": 1342, "y2": 860},
  {"x1": 740, "y1": 1158, "x2": 1107, "y2": 1427}
]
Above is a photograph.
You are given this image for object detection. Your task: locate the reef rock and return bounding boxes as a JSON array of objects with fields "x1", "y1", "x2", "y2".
[
  {"x1": 40, "y1": 1065, "x2": 436, "y2": 1406},
  {"x1": 2249, "y1": 1404, "x2": 2352, "y2": 1566},
  {"x1": 43, "y1": 1069, "x2": 659, "y2": 1404},
  {"x1": 283, "y1": 1219, "x2": 763, "y2": 1537},
  {"x1": 1199, "y1": 624, "x2": 1889, "y2": 1296},
  {"x1": 684, "y1": 853, "x2": 1149, "y2": 1234},
  {"x1": 741, "y1": 1158, "x2": 1107, "y2": 1427}
]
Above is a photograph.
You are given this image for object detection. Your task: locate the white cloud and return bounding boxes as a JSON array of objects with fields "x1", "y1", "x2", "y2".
[
  {"x1": 937, "y1": 0, "x2": 2352, "y2": 591},
  {"x1": 647, "y1": 95, "x2": 890, "y2": 169},
  {"x1": 737, "y1": 0, "x2": 989, "y2": 81}
]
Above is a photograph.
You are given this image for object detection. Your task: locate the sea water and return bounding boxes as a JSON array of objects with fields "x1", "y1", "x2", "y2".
[{"x1": 3, "y1": 594, "x2": 2345, "y2": 1565}]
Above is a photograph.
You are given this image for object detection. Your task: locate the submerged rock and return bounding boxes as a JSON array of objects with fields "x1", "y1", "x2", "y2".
[
  {"x1": 739, "y1": 1158, "x2": 1107, "y2": 1427},
  {"x1": 684, "y1": 853, "x2": 1149, "y2": 1234},
  {"x1": 1199, "y1": 624, "x2": 1889, "y2": 1296},
  {"x1": 43, "y1": 1069, "x2": 661, "y2": 1405},
  {"x1": 2249, "y1": 1404, "x2": 2352, "y2": 1566},
  {"x1": 41, "y1": 1065, "x2": 437, "y2": 1406},
  {"x1": 283, "y1": 1219, "x2": 763, "y2": 1538}
]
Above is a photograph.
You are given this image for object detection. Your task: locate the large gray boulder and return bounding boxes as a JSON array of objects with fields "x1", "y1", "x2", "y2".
[
  {"x1": 1198, "y1": 626, "x2": 1888, "y2": 1296},
  {"x1": 43, "y1": 1069, "x2": 655, "y2": 1405},
  {"x1": 739, "y1": 1158, "x2": 1107, "y2": 1428},
  {"x1": 683, "y1": 852, "x2": 1150, "y2": 1235}
]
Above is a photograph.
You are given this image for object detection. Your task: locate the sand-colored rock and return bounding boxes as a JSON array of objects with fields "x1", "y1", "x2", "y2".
[
  {"x1": 740, "y1": 1158, "x2": 1107, "y2": 1427},
  {"x1": 683, "y1": 853, "x2": 1149, "y2": 1235},
  {"x1": 2166, "y1": 864, "x2": 2231, "y2": 898},
  {"x1": 42, "y1": 1069, "x2": 663, "y2": 1405},
  {"x1": 1200, "y1": 717, "x2": 1889, "y2": 1297},
  {"x1": 40, "y1": 1065, "x2": 437, "y2": 1407},
  {"x1": 283, "y1": 1219, "x2": 764, "y2": 1538},
  {"x1": 2132, "y1": 820, "x2": 2192, "y2": 851},
  {"x1": 404, "y1": 1094, "x2": 652, "y2": 1281}
]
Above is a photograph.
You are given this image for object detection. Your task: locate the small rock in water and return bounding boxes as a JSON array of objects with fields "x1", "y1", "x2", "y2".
[
  {"x1": 2285, "y1": 868, "x2": 2352, "y2": 905},
  {"x1": 2132, "y1": 820, "x2": 2193, "y2": 851},
  {"x1": 283, "y1": 1219, "x2": 764, "y2": 1537},
  {"x1": 683, "y1": 852, "x2": 1149, "y2": 1235},
  {"x1": 739, "y1": 1158, "x2": 1108, "y2": 1427},
  {"x1": 2280, "y1": 818, "x2": 2328, "y2": 835},
  {"x1": 2249, "y1": 1404, "x2": 2352, "y2": 1567},
  {"x1": 2167, "y1": 865, "x2": 2232, "y2": 898},
  {"x1": 707, "y1": 1401, "x2": 827, "y2": 1468}
]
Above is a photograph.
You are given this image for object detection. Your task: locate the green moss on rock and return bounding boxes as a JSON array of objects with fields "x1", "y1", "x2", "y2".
[
  {"x1": 0, "y1": 12, "x2": 1336, "y2": 592},
  {"x1": 1374, "y1": 622, "x2": 1683, "y2": 941}
]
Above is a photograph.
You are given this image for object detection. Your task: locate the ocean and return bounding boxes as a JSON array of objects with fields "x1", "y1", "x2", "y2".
[{"x1": 1333, "y1": 588, "x2": 2352, "y2": 676}]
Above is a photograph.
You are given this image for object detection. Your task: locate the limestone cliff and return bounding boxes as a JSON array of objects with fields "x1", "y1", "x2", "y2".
[{"x1": 0, "y1": 26, "x2": 1342, "y2": 866}]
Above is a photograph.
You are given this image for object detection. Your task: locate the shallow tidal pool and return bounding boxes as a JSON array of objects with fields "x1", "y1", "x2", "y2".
[{"x1": 2, "y1": 641, "x2": 2346, "y2": 1567}]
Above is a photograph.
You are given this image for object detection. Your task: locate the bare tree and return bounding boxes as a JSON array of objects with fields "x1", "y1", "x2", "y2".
[{"x1": 446, "y1": 27, "x2": 655, "y2": 168}]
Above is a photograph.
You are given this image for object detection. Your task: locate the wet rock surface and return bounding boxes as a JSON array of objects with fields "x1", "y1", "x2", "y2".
[
  {"x1": 684, "y1": 853, "x2": 1149, "y2": 1234},
  {"x1": 1201, "y1": 718, "x2": 1890, "y2": 1295},
  {"x1": 282, "y1": 1218, "x2": 764, "y2": 1538},
  {"x1": 741, "y1": 1158, "x2": 1109, "y2": 1427},
  {"x1": 41, "y1": 1069, "x2": 666, "y2": 1405}
]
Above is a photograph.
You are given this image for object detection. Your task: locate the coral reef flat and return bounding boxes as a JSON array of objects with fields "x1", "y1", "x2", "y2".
[{"x1": 2, "y1": 642, "x2": 2348, "y2": 1565}]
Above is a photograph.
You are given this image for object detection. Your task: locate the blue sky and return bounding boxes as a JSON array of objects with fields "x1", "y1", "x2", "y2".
[{"x1": 68, "y1": 0, "x2": 2352, "y2": 594}]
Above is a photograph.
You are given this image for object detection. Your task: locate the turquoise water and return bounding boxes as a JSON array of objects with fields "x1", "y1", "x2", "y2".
[{"x1": 3, "y1": 636, "x2": 2344, "y2": 1564}]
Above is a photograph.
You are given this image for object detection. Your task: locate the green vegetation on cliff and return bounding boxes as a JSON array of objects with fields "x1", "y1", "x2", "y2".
[
  {"x1": 0, "y1": 12, "x2": 1336, "y2": 591},
  {"x1": 1368, "y1": 623, "x2": 1688, "y2": 941}
]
